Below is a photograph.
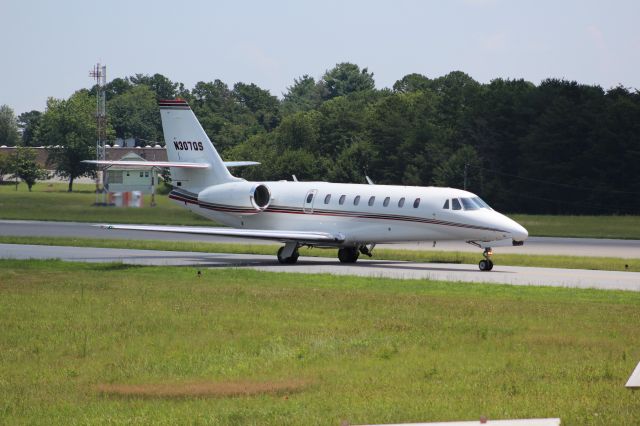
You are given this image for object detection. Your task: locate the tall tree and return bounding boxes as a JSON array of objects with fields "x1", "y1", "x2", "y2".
[
  {"x1": 282, "y1": 75, "x2": 322, "y2": 114},
  {"x1": 393, "y1": 73, "x2": 432, "y2": 93},
  {"x1": 7, "y1": 146, "x2": 47, "y2": 191},
  {"x1": 232, "y1": 82, "x2": 280, "y2": 130},
  {"x1": 128, "y1": 73, "x2": 183, "y2": 100},
  {"x1": 319, "y1": 63, "x2": 376, "y2": 100},
  {"x1": 36, "y1": 91, "x2": 106, "y2": 192},
  {"x1": 17, "y1": 110, "x2": 42, "y2": 146},
  {"x1": 108, "y1": 85, "x2": 161, "y2": 143},
  {"x1": 0, "y1": 105, "x2": 20, "y2": 146}
]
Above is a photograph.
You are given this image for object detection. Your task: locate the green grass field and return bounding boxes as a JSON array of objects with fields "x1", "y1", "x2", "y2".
[
  {"x1": 1, "y1": 235, "x2": 638, "y2": 272},
  {"x1": 1, "y1": 260, "x2": 639, "y2": 425},
  {"x1": 2, "y1": 182, "x2": 640, "y2": 238},
  {"x1": 0, "y1": 182, "x2": 211, "y2": 225}
]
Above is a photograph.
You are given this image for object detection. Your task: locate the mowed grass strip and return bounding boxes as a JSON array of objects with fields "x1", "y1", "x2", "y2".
[
  {"x1": 1, "y1": 235, "x2": 638, "y2": 272},
  {"x1": 2, "y1": 182, "x2": 640, "y2": 239},
  {"x1": 0, "y1": 260, "x2": 639, "y2": 425}
]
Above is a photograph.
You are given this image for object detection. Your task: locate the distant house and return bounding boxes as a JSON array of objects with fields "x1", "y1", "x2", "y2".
[{"x1": 105, "y1": 152, "x2": 157, "y2": 194}]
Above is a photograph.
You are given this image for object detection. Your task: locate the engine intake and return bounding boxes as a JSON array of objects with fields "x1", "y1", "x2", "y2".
[
  {"x1": 251, "y1": 184, "x2": 271, "y2": 210},
  {"x1": 198, "y1": 181, "x2": 272, "y2": 215}
]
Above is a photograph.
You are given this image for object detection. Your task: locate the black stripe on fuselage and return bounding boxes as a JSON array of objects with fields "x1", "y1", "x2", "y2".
[{"x1": 168, "y1": 190, "x2": 506, "y2": 233}]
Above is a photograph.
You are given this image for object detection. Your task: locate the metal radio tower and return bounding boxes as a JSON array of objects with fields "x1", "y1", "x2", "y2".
[{"x1": 89, "y1": 63, "x2": 107, "y2": 204}]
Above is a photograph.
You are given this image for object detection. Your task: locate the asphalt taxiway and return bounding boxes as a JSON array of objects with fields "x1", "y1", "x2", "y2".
[{"x1": 2, "y1": 243, "x2": 638, "y2": 292}]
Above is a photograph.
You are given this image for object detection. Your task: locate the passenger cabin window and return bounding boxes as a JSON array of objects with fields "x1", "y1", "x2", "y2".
[
  {"x1": 460, "y1": 198, "x2": 479, "y2": 210},
  {"x1": 443, "y1": 199, "x2": 449, "y2": 209},
  {"x1": 324, "y1": 194, "x2": 331, "y2": 204},
  {"x1": 354, "y1": 195, "x2": 360, "y2": 206},
  {"x1": 368, "y1": 196, "x2": 375, "y2": 206},
  {"x1": 452, "y1": 198, "x2": 462, "y2": 210},
  {"x1": 398, "y1": 197, "x2": 405, "y2": 208},
  {"x1": 306, "y1": 193, "x2": 314, "y2": 203},
  {"x1": 413, "y1": 198, "x2": 421, "y2": 208},
  {"x1": 383, "y1": 197, "x2": 390, "y2": 207},
  {"x1": 339, "y1": 195, "x2": 346, "y2": 205}
]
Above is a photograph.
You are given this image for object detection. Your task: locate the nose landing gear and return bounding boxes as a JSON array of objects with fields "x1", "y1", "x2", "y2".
[{"x1": 478, "y1": 247, "x2": 494, "y2": 271}]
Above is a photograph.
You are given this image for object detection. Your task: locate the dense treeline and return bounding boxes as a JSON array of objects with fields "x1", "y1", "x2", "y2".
[{"x1": 3, "y1": 63, "x2": 639, "y2": 214}]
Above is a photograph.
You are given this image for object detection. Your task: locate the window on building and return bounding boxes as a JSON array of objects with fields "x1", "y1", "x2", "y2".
[
  {"x1": 139, "y1": 171, "x2": 144, "y2": 178},
  {"x1": 144, "y1": 171, "x2": 149, "y2": 178},
  {"x1": 126, "y1": 172, "x2": 130, "y2": 177},
  {"x1": 413, "y1": 198, "x2": 421, "y2": 208},
  {"x1": 324, "y1": 194, "x2": 331, "y2": 204},
  {"x1": 383, "y1": 197, "x2": 390, "y2": 207},
  {"x1": 368, "y1": 196, "x2": 375, "y2": 206},
  {"x1": 443, "y1": 199, "x2": 449, "y2": 209},
  {"x1": 452, "y1": 198, "x2": 462, "y2": 210},
  {"x1": 354, "y1": 195, "x2": 360, "y2": 206},
  {"x1": 339, "y1": 195, "x2": 346, "y2": 205},
  {"x1": 109, "y1": 171, "x2": 123, "y2": 184},
  {"x1": 398, "y1": 197, "x2": 405, "y2": 207}
]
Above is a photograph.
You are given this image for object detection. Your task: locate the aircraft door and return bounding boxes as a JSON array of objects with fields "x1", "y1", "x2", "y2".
[{"x1": 303, "y1": 189, "x2": 317, "y2": 214}]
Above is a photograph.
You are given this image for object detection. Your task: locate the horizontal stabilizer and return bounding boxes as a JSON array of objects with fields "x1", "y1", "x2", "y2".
[
  {"x1": 96, "y1": 224, "x2": 345, "y2": 244},
  {"x1": 223, "y1": 161, "x2": 261, "y2": 168},
  {"x1": 82, "y1": 160, "x2": 259, "y2": 169},
  {"x1": 82, "y1": 160, "x2": 209, "y2": 169}
]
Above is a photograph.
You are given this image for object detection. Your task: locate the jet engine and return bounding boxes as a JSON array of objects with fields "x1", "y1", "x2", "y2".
[{"x1": 198, "y1": 181, "x2": 272, "y2": 214}]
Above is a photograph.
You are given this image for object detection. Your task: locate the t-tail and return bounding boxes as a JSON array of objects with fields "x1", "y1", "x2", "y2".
[{"x1": 159, "y1": 99, "x2": 239, "y2": 192}]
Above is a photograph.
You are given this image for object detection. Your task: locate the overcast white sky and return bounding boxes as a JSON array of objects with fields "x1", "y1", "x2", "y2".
[{"x1": 1, "y1": 0, "x2": 639, "y2": 115}]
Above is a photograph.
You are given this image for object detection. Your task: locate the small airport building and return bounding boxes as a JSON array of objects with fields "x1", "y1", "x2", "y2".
[{"x1": 105, "y1": 152, "x2": 156, "y2": 194}]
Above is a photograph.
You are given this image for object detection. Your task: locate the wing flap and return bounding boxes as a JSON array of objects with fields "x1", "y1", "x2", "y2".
[{"x1": 97, "y1": 224, "x2": 345, "y2": 243}]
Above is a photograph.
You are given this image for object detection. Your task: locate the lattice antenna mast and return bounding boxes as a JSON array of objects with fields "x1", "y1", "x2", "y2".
[{"x1": 89, "y1": 63, "x2": 107, "y2": 203}]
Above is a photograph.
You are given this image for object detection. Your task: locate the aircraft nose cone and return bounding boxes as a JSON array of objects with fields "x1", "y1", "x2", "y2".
[{"x1": 510, "y1": 222, "x2": 528, "y2": 242}]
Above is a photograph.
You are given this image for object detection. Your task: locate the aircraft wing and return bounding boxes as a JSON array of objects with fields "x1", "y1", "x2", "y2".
[
  {"x1": 96, "y1": 224, "x2": 345, "y2": 244},
  {"x1": 82, "y1": 160, "x2": 259, "y2": 168}
]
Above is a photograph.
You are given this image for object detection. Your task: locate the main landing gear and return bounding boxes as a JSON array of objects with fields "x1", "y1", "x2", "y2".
[
  {"x1": 478, "y1": 247, "x2": 494, "y2": 271},
  {"x1": 338, "y1": 247, "x2": 359, "y2": 263},
  {"x1": 276, "y1": 244, "x2": 375, "y2": 265},
  {"x1": 338, "y1": 244, "x2": 374, "y2": 263},
  {"x1": 277, "y1": 244, "x2": 299, "y2": 264}
]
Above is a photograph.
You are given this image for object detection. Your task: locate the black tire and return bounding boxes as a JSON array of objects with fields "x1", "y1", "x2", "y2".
[
  {"x1": 277, "y1": 247, "x2": 287, "y2": 264},
  {"x1": 277, "y1": 247, "x2": 299, "y2": 264},
  {"x1": 479, "y1": 259, "x2": 489, "y2": 271},
  {"x1": 486, "y1": 259, "x2": 494, "y2": 271},
  {"x1": 338, "y1": 247, "x2": 359, "y2": 263}
]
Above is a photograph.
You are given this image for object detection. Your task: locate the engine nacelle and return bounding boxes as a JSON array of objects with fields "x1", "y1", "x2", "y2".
[{"x1": 198, "y1": 181, "x2": 271, "y2": 215}]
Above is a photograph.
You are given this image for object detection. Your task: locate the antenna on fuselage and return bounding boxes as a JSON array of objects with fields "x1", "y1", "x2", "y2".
[
  {"x1": 292, "y1": 175, "x2": 298, "y2": 182},
  {"x1": 365, "y1": 175, "x2": 375, "y2": 185}
]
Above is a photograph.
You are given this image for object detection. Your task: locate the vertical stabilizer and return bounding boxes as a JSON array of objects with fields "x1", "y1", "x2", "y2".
[{"x1": 159, "y1": 99, "x2": 238, "y2": 192}]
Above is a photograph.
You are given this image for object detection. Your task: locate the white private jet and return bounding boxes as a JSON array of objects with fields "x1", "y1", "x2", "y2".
[{"x1": 85, "y1": 99, "x2": 528, "y2": 271}]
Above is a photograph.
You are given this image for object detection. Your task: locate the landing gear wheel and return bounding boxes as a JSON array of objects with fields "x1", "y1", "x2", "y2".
[
  {"x1": 479, "y1": 259, "x2": 493, "y2": 271},
  {"x1": 338, "y1": 247, "x2": 360, "y2": 263},
  {"x1": 277, "y1": 247, "x2": 299, "y2": 264},
  {"x1": 478, "y1": 247, "x2": 494, "y2": 271}
]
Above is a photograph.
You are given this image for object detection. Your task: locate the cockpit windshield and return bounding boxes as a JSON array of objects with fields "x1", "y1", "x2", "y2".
[
  {"x1": 444, "y1": 196, "x2": 493, "y2": 211},
  {"x1": 472, "y1": 196, "x2": 492, "y2": 210},
  {"x1": 460, "y1": 198, "x2": 479, "y2": 210}
]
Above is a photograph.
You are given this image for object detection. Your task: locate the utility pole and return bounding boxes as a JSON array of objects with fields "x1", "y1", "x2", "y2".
[
  {"x1": 89, "y1": 63, "x2": 107, "y2": 205},
  {"x1": 463, "y1": 163, "x2": 469, "y2": 190}
]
